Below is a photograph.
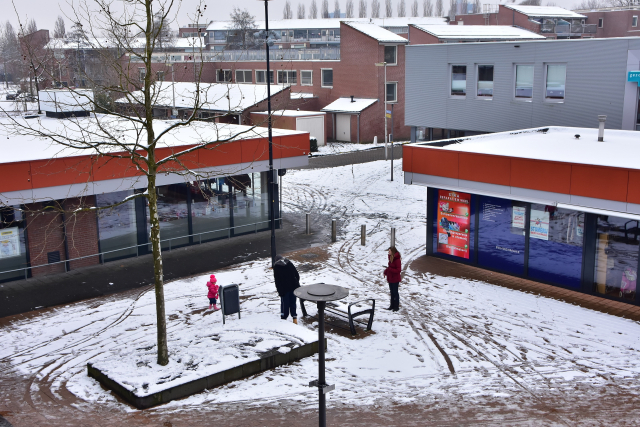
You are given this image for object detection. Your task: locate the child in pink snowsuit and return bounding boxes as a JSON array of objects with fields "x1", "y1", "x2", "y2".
[{"x1": 206, "y1": 275, "x2": 219, "y2": 311}]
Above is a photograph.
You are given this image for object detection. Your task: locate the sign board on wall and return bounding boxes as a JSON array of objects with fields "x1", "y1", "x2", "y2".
[
  {"x1": 512, "y1": 206, "x2": 526, "y2": 229},
  {"x1": 530, "y1": 210, "x2": 550, "y2": 240},
  {"x1": 0, "y1": 227, "x2": 20, "y2": 259},
  {"x1": 628, "y1": 71, "x2": 640, "y2": 83},
  {"x1": 436, "y1": 190, "x2": 471, "y2": 259}
]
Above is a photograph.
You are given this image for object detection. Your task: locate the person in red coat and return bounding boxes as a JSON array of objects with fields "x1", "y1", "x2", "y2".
[
  {"x1": 206, "y1": 274, "x2": 220, "y2": 311},
  {"x1": 383, "y1": 246, "x2": 401, "y2": 311}
]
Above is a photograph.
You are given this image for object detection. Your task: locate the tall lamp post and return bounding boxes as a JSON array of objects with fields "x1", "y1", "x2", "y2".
[
  {"x1": 258, "y1": 0, "x2": 277, "y2": 267},
  {"x1": 375, "y1": 61, "x2": 393, "y2": 181}
]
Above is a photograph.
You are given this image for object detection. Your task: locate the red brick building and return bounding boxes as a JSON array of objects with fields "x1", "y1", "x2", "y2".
[{"x1": 576, "y1": 7, "x2": 640, "y2": 38}]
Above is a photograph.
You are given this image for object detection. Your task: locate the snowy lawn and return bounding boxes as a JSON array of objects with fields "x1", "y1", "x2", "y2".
[{"x1": 1, "y1": 159, "x2": 640, "y2": 413}]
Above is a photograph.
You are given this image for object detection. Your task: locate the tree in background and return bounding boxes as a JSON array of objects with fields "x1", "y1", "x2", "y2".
[
  {"x1": 346, "y1": 0, "x2": 355, "y2": 17},
  {"x1": 386, "y1": 0, "x2": 393, "y2": 17},
  {"x1": 473, "y1": 0, "x2": 481, "y2": 13},
  {"x1": 606, "y1": 0, "x2": 638, "y2": 6},
  {"x1": 359, "y1": 0, "x2": 368, "y2": 17},
  {"x1": 297, "y1": 3, "x2": 306, "y2": 18},
  {"x1": 54, "y1": 16, "x2": 66, "y2": 39},
  {"x1": 461, "y1": 0, "x2": 468, "y2": 13},
  {"x1": 322, "y1": 0, "x2": 330, "y2": 17},
  {"x1": 229, "y1": 7, "x2": 257, "y2": 50},
  {"x1": 372, "y1": 0, "x2": 381, "y2": 17},
  {"x1": 424, "y1": 0, "x2": 434, "y2": 16},
  {"x1": 519, "y1": 0, "x2": 541, "y2": 4},
  {"x1": 398, "y1": 0, "x2": 407, "y2": 16},
  {"x1": 448, "y1": 0, "x2": 455, "y2": 18},
  {"x1": 334, "y1": 0, "x2": 341, "y2": 17},
  {"x1": 436, "y1": 0, "x2": 444, "y2": 16},
  {"x1": 574, "y1": 0, "x2": 605, "y2": 7},
  {"x1": 283, "y1": 0, "x2": 293, "y2": 19},
  {"x1": 411, "y1": 0, "x2": 419, "y2": 16},
  {"x1": 25, "y1": 19, "x2": 37, "y2": 35},
  {"x1": 1, "y1": 21, "x2": 22, "y2": 86},
  {"x1": 310, "y1": 0, "x2": 319, "y2": 18}
]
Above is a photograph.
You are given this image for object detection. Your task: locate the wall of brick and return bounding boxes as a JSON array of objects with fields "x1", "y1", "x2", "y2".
[
  {"x1": 63, "y1": 197, "x2": 100, "y2": 270},
  {"x1": 408, "y1": 26, "x2": 440, "y2": 45},
  {"x1": 583, "y1": 10, "x2": 640, "y2": 38},
  {"x1": 25, "y1": 203, "x2": 67, "y2": 277}
]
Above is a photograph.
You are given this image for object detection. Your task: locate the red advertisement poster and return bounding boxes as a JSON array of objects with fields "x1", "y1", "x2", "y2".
[{"x1": 437, "y1": 190, "x2": 471, "y2": 259}]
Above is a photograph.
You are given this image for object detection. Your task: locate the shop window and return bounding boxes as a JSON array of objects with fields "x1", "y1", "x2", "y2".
[
  {"x1": 191, "y1": 179, "x2": 231, "y2": 243},
  {"x1": 528, "y1": 205, "x2": 584, "y2": 287},
  {"x1": 477, "y1": 196, "x2": 526, "y2": 275},
  {"x1": 256, "y1": 70, "x2": 274, "y2": 84},
  {"x1": 278, "y1": 70, "x2": 297, "y2": 85},
  {"x1": 97, "y1": 191, "x2": 138, "y2": 262},
  {"x1": 321, "y1": 69, "x2": 333, "y2": 88},
  {"x1": 235, "y1": 70, "x2": 252, "y2": 83},
  {"x1": 451, "y1": 65, "x2": 467, "y2": 96},
  {"x1": 545, "y1": 64, "x2": 566, "y2": 101},
  {"x1": 230, "y1": 172, "x2": 271, "y2": 235},
  {"x1": 416, "y1": 126, "x2": 429, "y2": 141},
  {"x1": 594, "y1": 215, "x2": 639, "y2": 301},
  {"x1": 433, "y1": 189, "x2": 475, "y2": 262},
  {"x1": 386, "y1": 82, "x2": 397, "y2": 103},
  {"x1": 149, "y1": 184, "x2": 190, "y2": 250},
  {"x1": 0, "y1": 206, "x2": 28, "y2": 282},
  {"x1": 515, "y1": 64, "x2": 534, "y2": 99},
  {"x1": 384, "y1": 45, "x2": 397, "y2": 65},
  {"x1": 216, "y1": 69, "x2": 231, "y2": 82},
  {"x1": 477, "y1": 65, "x2": 494, "y2": 98},
  {"x1": 301, "y1": 70, "x2": 313, "y2": 86}
]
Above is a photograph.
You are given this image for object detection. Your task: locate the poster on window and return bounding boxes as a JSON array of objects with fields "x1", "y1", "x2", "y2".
[
  {"x1": 530, "y1": 210, "x2": 550, "y2": 240},
  {"x1": 512, "y1": 206, "x2": 526, "y2": 229},
  {"x1": 0, "y1": 227, "x2": 20, "y2": 259},
  {"x1": 437, "y1": 190, "x2": 471, "y2": 259}
]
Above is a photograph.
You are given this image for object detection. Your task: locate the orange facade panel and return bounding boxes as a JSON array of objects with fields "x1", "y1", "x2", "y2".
[
  {"x1": 571, "y1": 165, "x2": 629, "y2": 202},
  {"x1": 458, "y1": 153, "x2": 510, "y2": 186},
  {"x1": 0, "y1": 161, "x2": 32, "y2": 192},
  {"x1": 274, "y1": 134, "x2": 309, "y2": 159},
  {"x1": 402, "y1": 145, "x2": 413, "y2": 172},
  {"x1": 197, "y1": 140, "x2": 243, "y2": 167},
  {"x1": 241, "y1": 137, "x2": 270, "y2": 164},
  {"x1": 510, "y1": 158, "x2": 572, "y2": 195},
  {"x1": 92, "y1": 155, "x2": 145, "y2": 181},
  {"x1": 410, "y1": 148, "x2": 459, "y2": 178},
  {"x1": 30, "y1": 157, "x2": 93, "y2": 189},
  {"x1": 156, "y1": 146, "x2": 200, "y2": 173},
  {"x1": 627, "y1": 170, "x2": 640, "y2": 205}
]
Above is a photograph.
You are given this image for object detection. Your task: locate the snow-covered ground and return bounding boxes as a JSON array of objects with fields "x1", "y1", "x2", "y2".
[
  {"x1": 313, "y1": 140, "x2": 407, "y2": 157},
  {"x1": 1, "y1": 159, "x2": 640, "y2": 419}
]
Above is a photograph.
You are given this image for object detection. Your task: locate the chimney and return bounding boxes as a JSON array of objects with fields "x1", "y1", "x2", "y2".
[
  {"x1": 350, "y1": 95, "x2": 355, "y2": 103},
  {"x1": 598, "y1": 115, "x2": 607, "y2": 141}
]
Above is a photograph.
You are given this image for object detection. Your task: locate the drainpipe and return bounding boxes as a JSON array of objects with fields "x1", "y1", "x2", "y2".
[{"x1": 598, "y1": 115, "x2": 607, "y2": 142}]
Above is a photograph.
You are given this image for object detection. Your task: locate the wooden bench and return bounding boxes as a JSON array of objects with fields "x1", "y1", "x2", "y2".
[{"x1": 299, "y1": 298, "x2": 375, "y2": 336}]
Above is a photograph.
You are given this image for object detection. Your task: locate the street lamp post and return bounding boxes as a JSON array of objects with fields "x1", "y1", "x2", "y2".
[
  {"x1": 165, "y1": 62, "x2": 176, "y2": 118},
  {"x1": 375, "y1": 61, "x2": 392, "y2": 181},
  {"x1": 258, "y1": 0, "x2": 277, "y2": 267}
]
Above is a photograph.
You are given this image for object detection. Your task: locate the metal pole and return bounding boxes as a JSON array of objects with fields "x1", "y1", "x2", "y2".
[
  {"x1": 306, "y1": 213, "x2": 311, "y2": 235},
  {"x1": 384, "y1": 63, "x2": 388, "y2": 164},
  {"x1": 171, "y1": 64, "x2": 176, "y2": 117},
  {"x1": 361, "y1": 224, "x2": 366, "y2": 246},
  {"x1": 264, "y1": 0, "x2": 277, "y2": 267},
  {"x1": 391, "y1": 227, "x2": 396, "y2": 247},
  {"x1": 331, "y1": 219, "x2": 337, "y2": 243},
  {"x1": 390, "y1": 102, "x2": 394, "y2": 182},
  {"x1": 318, "y1": 300, "x2": 327, "y2": 427}
]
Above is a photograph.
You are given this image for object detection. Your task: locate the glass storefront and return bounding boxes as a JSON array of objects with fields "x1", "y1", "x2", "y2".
[
  {"x1": 432, "y1": 189, "x2": 475, "y2": 263},
  {"x1": 0, "y1": 206, "x2": 28, "y2": 282},
  {"x1": 191, "y1": 178, "x2": 231, "y2": 242},
  {"x1": 594, "y1": 215, "x2": 638, "y2": 301},
  {"x1": 97, "y1": 190, "x2": 138, "y2": 261},
  {"x1": 231, "y1": 173, "x2": 270, "y2": 235},
  {"x1": 149, "y1": 183, "x2": 190, "y2": 250}
]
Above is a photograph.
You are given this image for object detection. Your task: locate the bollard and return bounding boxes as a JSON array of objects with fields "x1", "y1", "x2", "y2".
[
  {"x1": 384, "y1": 142, "x2": 388, "y2": 160},
  {"x1": 306, "y1": 213, "x2": 311, "y2": 235},
  {"x1": 331, "y1": 219, "x2": 337, "y2": 243},
  {"x1": 390, "y1": 227, "x2": 396, "y2": 248},
  {"x1": 361, "y1": 224, "x2": 366, "y2": 246}
]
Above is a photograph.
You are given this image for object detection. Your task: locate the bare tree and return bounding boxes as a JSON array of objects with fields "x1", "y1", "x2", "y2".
[
  {"x1": 229, "y1": 7, "x2": 257, "y2": 50},
  {"x1": 574, "y1": 0, "x2": 605, "y2": 7},
  {"x1": 448, "y1": 0, "x2": 455, "y2": 18},
  {"x1": 372, "y1": 0, "x2": 381, "y2": 17},
  {"x1": 473, "y1": 0, "x2": 481, "y2": 13},
  {"x1": 359, "y1": 0, "x2": 368, "y2": 17},
  {"x1": 334, "y1": 0, "x2": 342, "y2": 17},
  {"x1": 346, "y1": 0, "x2": 355, "y2": 17},
  {"x1": 411, "y1": 0, "x2": 419, "y2": 15},
  {"x1": 461, "y1": 0, "x2": 469, "y2": 13},
  {"x1": 310, "y1": 0, "x2": 319, "y2": 18},
  {"x1": 607, "y1": 0, "x2": 638, "y2": 6},
  {"x1": 436, "y1": 0, "x2": 444, "y2": 16},
  {"x1": 54, "y1": 16, "x2": 66, "y2": 39},
  {"x1": 519, "y1": 0, "x2": 541, "y2": 4},
  {"x1": 398, "y1": 0, "x2": 407, "y2": 16},
  {"x1": 1, "y1": 21, "x2": 22, "y2": 87},
  {"x1": 424, "y1": 0, "x2": 434, "y2": 15},
  {"x1": 283, "y1": 0, "x2": 293, "y2": 19},
  {"x1": 386, "y1": 0, "x2": 394, "y2": 17},
  {"x1": 297, "y1": 3, "x2": 306, "y2": 18},
  {"x1": 322, "y1": 0, "x2": 330, "y2": 17},
  {"x1": 25, "y1": 19, "x2": 37, "y2": 35}
]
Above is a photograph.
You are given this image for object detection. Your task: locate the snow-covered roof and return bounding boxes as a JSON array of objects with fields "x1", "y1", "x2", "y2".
[
  {"x1": 252, "y1": 110, "x2": 325, "y2": 117},
  {"x1": 411, "y1": 24, "x2": 545, "y2": 40},
  {"x1": 411, "y1": 126, "x2": 640, "y2": 170},
  {"x1": 343, "y1": 22, "x2": 409, "y2": 43},
  {"x1": 321, "y1": 97, "x2": 378, "y2": 113},
  {"x1": 504, "y1": 5, "x2": 587, "y2": 18},
  {"x1": 116, "y1": 82, "x2": 287, "y2": 113},
  {"x1": 0, "y1": 115, "x2": 305, "y2": 164},
  {"x1": 206, "y1": 17, "x2": 447, "y2": 32},
  {"x1": 45, "y1": 37, "x2": 146, "y2": 50},
  {"x1": 173, "y1": 37, "x2": 206, "y2": 49}
]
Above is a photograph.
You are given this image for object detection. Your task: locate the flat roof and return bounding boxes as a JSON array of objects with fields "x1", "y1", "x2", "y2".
[
  {"x1": 343, "y1": 22, "x2": 409, "y2": 43},
  {"x1": 206, "y1": 17, "x2": 446, "y2": 32},
  {"x1": 504, "y1": 5, "x2": 587, "y2": 18},
  {"x1": 411, "y1": 24, "x2": 545, "y2": 40},
  {"x1": 411, "y1": 126, "x2": 640, "y2": 170},
  {"x1": 252, "y1": 110, "x2": 325, "y2": 117},
  {"x1": 321, "y1": 97, "x2": 378, "y2": 113}
]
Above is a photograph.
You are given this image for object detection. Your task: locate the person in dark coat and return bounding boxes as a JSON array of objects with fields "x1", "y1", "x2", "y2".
[
  {"x1": 383, "y1": 246, "x2": 402, "y2": 311},
  {"x1": 273, "y1": 255, "x2": 301, "y2": 324}
]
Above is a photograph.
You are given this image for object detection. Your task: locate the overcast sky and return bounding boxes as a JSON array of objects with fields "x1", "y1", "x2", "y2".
[{"x1": 2, "y1": 0, "x2": 582, "y2": 33}]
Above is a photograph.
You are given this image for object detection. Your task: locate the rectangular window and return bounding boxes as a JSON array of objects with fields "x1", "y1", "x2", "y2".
[
  {"x1": 633, "y1": 16, "x2": 638, "y2": 27},
  {"x1": 277, "y1": 70, "x2": 297, "y2": 85},
  {"x1": 386, "y1": 82, "x2": 397, "y2": 103},
  {"x1": 255, "y1": 70, "x2": 274, "y2": 84},
  {"x1": 545, "y1": 64, "x2": 566, "y2": 100},
  {"x1": 384, "y1": 45, "x2": 397, "y2": 65},
  {"x1": 598, "y1": 17, "x2": 603, "y2": 28},
  {"x1": 235, "y1": 70, "x2": 252, "y2": 83},
  {"x1": 216, "y1": 69, "x2": 231, "y2": 82},
  {"x1": 321, "y1": 69, "x2": 333, "y2": 88},
  {"x1": 300, "y1": 70, "x2": 313, "y2": 86},
  {"x1": 156, "y1": 71, "x2": 164, "y2": 82},
  {"x1": 138, "y1": 68, "x2": 146, "y2": 82},
  {"x1": 97, "y1": 190, "x2": 138, "y2": 262},
  {"x1": 477, "y1": 65, "x2": 493, "y2": 98},
  {"x1": 515, "y1": 65, "x2": 534, "y2": 99},
  {"x1": 451, "y1": 65, "x2": 467, "y2": 96}
]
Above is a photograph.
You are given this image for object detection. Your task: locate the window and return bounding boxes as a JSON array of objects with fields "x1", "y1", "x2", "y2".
[
  {"x1": 598, "y1": 17, "x2": 603, "y2": 28},
  {"x1": 545, "y1": 64, "x2": 566, "y2": 101},
  {"x1": 216, "y1": 69, "x2": 231, "y2": 82},
  {"x1": 156, "y1": 71, "x2": 164, "y2": 82},
  {"x1": 515, "y1": 65, "x2": 534, "y2": 99},
  {"x1": 451, "y1": 65, "x2": 467, "y2": 96},
  {"x1": 277, "y1": 70, "x2": 297, "y2": 85},
  {"x1": 235, "y1": 70, "x2": 252, "y2": 83},
  {"x1": 386, "y1": 82, "x2": 397, "y2": 103},
  {"x1": 255, "y1": 70, "x2": 274, "y2": 84},
  {"x1": 633, "y1": 16, "x2": 638, "y2": 27},
  {"x1": 477, "y1": 65, "x2": 493, "y2": 98},
  {"x1": 384, "y1": 45, "x2": 397, "y2": 65},
  {"x1": 300, "y1": 70, "x2": 313, "y2": 86},
  {"x1": 321, "y1": 69, "x2": 333, "y2": 88},
  {"x1": 138, "y1": 67, "x2": 146, "y2": 82}
]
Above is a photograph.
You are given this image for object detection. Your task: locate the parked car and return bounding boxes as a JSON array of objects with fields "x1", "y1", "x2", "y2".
[
  {"x1": 5, "y1": 91, "x2": 18, "y2": 100},
  {"x1": 16, "y1": 93, "x2": 36, "y2": 102}
]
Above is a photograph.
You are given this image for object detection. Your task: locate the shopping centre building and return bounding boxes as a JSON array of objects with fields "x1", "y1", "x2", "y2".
[{"x1": 403, "y1": 126, "x2": 639, "y2": 305}]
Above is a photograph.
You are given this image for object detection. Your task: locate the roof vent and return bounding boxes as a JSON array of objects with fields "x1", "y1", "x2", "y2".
[
  {"x1": 350, "y1": 95, "x2": 355, "y2": 103},
  {"x1": 598, "y1": 115, "x2": 607, "y2": 142}
]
